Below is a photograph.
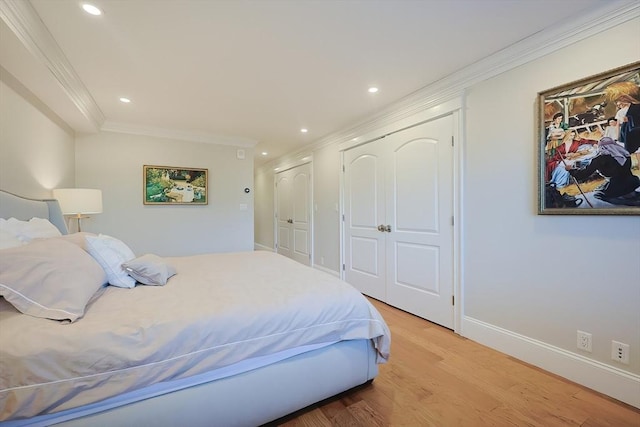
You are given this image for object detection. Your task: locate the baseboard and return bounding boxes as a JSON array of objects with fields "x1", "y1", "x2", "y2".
[
  {"x1": 462, "y1": 316, "x2": 640, "y2": 408},
  {"x1": 254, "y1": 243, "x2": 275, "y2": 252},
  {"x1": 312, "y1": 264, "x2": 340, "y2": 278}
]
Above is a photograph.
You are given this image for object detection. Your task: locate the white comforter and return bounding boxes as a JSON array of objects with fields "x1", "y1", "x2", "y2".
[{"x1": 0, "y1": 251, "x2": 390, "y2": 420}]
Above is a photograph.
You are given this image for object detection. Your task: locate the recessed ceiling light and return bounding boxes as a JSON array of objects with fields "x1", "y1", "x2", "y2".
[
  {"x1": 81, "y1": 3, "x2": 102, "y2": 15},
  {"x1": 261, "y1": 152, "x2": 268, "y2": 156},
  {"x1": 300, "y1": 128, "x2": 308, "y2": 133},
  {"x1": 368, "y1": 87, "x2": 379, "y2": 93},
  {"x1": 119, "y1": 97, "x2": 131, "y2": 103}
]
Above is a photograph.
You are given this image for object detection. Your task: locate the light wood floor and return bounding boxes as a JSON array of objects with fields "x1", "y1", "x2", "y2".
[{"x1": 277, "y1": 298, "x2": 640, "y2": 427}]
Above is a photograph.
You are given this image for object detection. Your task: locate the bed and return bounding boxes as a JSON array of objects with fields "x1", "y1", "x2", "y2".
[{"x1": 0, "y1": 190, "x2": 391, "y2": 426}]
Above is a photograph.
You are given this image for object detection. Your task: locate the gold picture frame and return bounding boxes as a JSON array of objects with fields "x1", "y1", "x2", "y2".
[
  {"x1": 538, "y1": 61, "x2": 640, "y2": 215},
  {"x1": 143, "y1": 165, "x2": 208, "y2": 205}
]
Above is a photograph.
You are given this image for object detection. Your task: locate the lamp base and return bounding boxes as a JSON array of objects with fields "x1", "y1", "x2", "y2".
[{"x1": 70, "y1": 214, "x2": 90, "y2": 233}]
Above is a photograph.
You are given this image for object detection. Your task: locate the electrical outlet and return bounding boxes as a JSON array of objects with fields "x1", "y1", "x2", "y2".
[
  {"x1": 611, "y1": 341, "x2": 630, "y2": 364},
  {"x1": 577, "y1": 330, "x2": 592, "y2": 352}
]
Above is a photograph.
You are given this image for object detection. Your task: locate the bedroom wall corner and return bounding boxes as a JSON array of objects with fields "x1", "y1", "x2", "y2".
[
  {"x1": 75, "y1": 131, "x2": 254, "y2": 256},
  {"x1": 254, "y1": 166, "x2": 275, "y2": 251},
  {"x1": 311, "y1": 143, "x2": 342, "y2": 273},
  {"x1": 0, "y1": 78, "x2": 75, "y2": 198}
]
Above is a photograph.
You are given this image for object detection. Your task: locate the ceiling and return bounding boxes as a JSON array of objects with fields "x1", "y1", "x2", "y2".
[{"x1": 0, "y1": 0, "x2": 614, "y2": 167}]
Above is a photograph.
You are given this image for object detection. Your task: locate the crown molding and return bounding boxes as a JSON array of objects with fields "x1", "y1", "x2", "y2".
[
  {"x1": 2, "y1": 0, "x2": 637, "y2": 160},
  {"x1": 0, "y1": 64, "x2": 74, "y2": 135},
  {"x1": 0, "y1": 0, "x2": 104, "y2": 131},
  {"x1": 101, "y1": 121, "x2": 258, "y2": 148},
  {"x1": 257, "y1": 0, "x2": 640, "y2": 174}
]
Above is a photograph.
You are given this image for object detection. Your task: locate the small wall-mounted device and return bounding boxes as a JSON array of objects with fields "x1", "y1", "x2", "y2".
[{"x1": 244, "y1": 187, "x2": 250, "y2": 193}]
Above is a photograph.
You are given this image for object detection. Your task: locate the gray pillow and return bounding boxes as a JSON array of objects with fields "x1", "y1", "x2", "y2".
[
  {"x1": 122, "y1": 254, "x2": 176, "y2": 286},
  {"x1": 0, "y1": 239, "x2": 107, "y2": 322}
]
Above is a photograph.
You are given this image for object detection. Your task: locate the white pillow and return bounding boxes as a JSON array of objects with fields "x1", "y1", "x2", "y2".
[
  {"x1": 0, "y1": 239, "x2": 107, "y2": 322},
  {"x1": 0, "y1": 228, "x2": 24, "y2": 249},
  {"x1": 122, "y1": 254, "x2": 177, "y2": 286},
  {"x1": 85, "y1": 234, "x2": 137, "y2": 288},
  {"x1": 0, "y1": 217, "x2": 62, "y2": 242}
]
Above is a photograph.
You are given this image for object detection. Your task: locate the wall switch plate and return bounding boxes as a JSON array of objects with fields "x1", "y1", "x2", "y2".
[
  {"x1": 237, "y1": 149, "x2": 245, "y2": 160},
  {"x1": 577, "y1": 330, "x2": 592, "y2": 352},
  {"x1": 611, "y1": 340, "x2": 630, "y2": 364}
]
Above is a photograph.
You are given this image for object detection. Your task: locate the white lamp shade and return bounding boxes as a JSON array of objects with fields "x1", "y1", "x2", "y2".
[{"x1": 53, "y1": 188, "x2": 103, "y2": 215}]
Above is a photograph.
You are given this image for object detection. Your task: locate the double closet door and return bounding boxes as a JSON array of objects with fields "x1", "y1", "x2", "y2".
[
  {"x1": 343, "y1": 115, "x2": 454, "y2": 328},
  {"x1": 275, "y1": 163, "x2": 311, "y2": 266}
]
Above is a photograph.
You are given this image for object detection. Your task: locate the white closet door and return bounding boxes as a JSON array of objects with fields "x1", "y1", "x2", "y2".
[
  {"x1": 276, "y1": 163, "x2": 311, "y2": 266},
  {"x1": 344, "y1": 144, "x2": 386, "y2": 301},
  {"x1": 385, "y1": 116, "x2": 454, "y2": 328},
  {"x1": 291, "y1": 164, "x2": 311, "y2": 266},
  {"x1": 276, "y1": 172, "x2": 293, "y2": 259},
  {"x1": 343, "y1": 114, "x2": 454, "y2": 328}
]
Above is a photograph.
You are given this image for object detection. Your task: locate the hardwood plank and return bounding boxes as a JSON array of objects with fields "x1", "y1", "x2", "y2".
[
  {"x1": 276, "y1": 298, "x2": 640, "y2": 426},
  {"x1": 280, "y1": 408, "x2": 331, "y2": 427}
]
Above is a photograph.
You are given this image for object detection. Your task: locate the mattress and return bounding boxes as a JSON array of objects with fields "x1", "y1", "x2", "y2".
[{"x1": 0, "y1": 251, "x2": 390, "y2": 421}]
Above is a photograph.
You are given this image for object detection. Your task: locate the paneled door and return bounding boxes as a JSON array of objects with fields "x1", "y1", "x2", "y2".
[
  {"x1": 344, "y1": 115, "x2": 454, "y2": 328},
  {"x1": 276, "y1": 163, "x2": 311, "y2": 266}
]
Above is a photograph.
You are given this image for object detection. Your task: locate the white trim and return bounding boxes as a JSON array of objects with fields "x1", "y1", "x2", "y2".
[
  {"x1": 337, "y1": 97, "x2": 463, "y2": 153},
  {"x1": 273, "y1": 160, "x2": 314, "y2": 266},
  {"x1": 0, "y1": 0, "x2": 104, "y2": 131},
  {"x1": 451, "y1": 109, "x2": 463, "y2": 334},
  {"x1": 339, "y1": 101, "x2": 464, "y2": 334},
  {"x1": 0, "y1": 64, "x2": 74, "y2": 136},
  {"x1": 269, "y1": 152, "x2": 315, "y2": 175},
  {"x1": 101, "y1": 121, "x2": 257, "y2": 147},
  {"x1": 4, "y1": 0, "x2": 637, "y2": 150},
  {"x1": 253, "y1": 243, "x2": 274, "y2": 252},
  {"x1": 463, "y1": 316, "x2": 640, "y2": 409},
  {"x1": 313, "y1": 264, "x2": 340, "y2": 278},
  {"x1": 256, "y1": 0, "x2": 640, "y2": 175}
]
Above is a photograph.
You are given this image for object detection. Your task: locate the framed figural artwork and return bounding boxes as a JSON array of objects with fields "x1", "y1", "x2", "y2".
[
  {"x1": 538, "y1": 61, "x2": 640, "y2": 215},
  {"x1": 143, "y1": 165, "x2": 208, "y2": 205}
]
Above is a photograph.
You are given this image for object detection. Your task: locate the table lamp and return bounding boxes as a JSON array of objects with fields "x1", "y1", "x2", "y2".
[{"x1": 52, "y1": 188, "x2": 103, "y2": 232}]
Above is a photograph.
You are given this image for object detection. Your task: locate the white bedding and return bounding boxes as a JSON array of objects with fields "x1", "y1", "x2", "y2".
[{"x1": 0, "y1": 251, "x2": 390, "y2": 421}]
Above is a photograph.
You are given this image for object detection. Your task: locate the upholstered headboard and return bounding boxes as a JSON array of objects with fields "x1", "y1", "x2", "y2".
[{"x1": 0, "y1": 190, "x2": 68, "y2": 234}]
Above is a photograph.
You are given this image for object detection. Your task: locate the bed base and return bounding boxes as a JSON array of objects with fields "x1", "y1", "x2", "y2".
[{"x1": 7, "y1": 339, "x2": 378, "y2": 427}]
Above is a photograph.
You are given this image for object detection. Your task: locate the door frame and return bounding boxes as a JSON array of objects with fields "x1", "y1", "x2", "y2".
[
  {"x1": 273, "y1": 159, "x2": 314, "y2": 265},
  {"x1": 339, "y1": 97, "x2": 464, "y2": 334}
]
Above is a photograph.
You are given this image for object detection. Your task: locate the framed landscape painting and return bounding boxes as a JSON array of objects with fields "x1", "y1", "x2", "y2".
[
  {"x1": 144, "y1": 165, "x2": 208, "y2": 205},
  {"x1": 538, "y1": 61, "x2": 640, "y2": 215}
]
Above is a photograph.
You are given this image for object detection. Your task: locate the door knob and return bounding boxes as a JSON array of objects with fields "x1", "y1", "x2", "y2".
[
  {"x1": 287, "y1": 219, "x2": 293, "y2": 224},
  {"x1": 384, "y1": 225, "x2": 391, "y2": 232},
  {"x1": 377, "y1": 224, "x2": 385, "y2": 232}
]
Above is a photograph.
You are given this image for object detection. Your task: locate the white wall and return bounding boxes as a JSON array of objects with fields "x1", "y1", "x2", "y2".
[
  {"x1": 312, "y1": 144, "x2": 342, "y2": 270},
  {"x1": 254, "y1": 167, "x2": 274, "y2": 250},
  {"x1": 462, "y1": 18, "x2": 640, "y2": 404},
  {"x1": 464, "y1": 16, "x2": 640, "y2": 369},
  {"x1": 0, "y1": 76, "x2": 255, "y2": 256},
  {"x1": 255, "y1": 16, "x2": 640, "y2": 405},
  {"x1": 0, "y1": 77, "x2": 75, "y2": 197},
  {"x1": 75, "y1": 131, "x2": 254, "y2": 256}
]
